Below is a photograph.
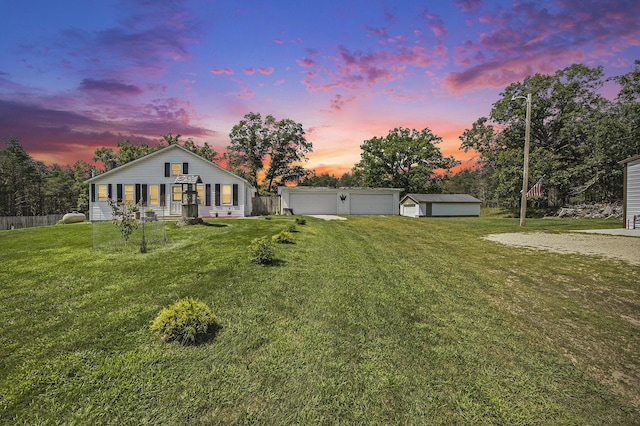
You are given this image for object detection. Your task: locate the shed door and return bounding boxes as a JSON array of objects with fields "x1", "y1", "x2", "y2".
[
  {"x1": 350, "y1": 194, "x2": 395, "y2": 215},
  {"x1": 289, "y1": 193, "x2": 337, "y2": 215}
]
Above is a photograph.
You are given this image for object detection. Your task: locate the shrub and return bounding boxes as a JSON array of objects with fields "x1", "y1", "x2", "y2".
[
  {"x1": 272, "y1": 230, "x2": 295, "y2": 244},
  {"x1": 295, "y1": 217, "x2": 306, "y2": 225},
  {"x1": 287, "y1": 223, "x2": 297, "y2": 232},
  {"x1": 249, "y1": 236, "x2": 276, "y2": 265},
  {"x1": 150, "y1": 297, "x2": 218, "y2": 345}
]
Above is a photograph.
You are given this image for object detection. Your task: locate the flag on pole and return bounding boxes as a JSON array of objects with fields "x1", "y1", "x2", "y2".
[{"x1": 526, "y1": 177, "x2": 543, "y2": 198}]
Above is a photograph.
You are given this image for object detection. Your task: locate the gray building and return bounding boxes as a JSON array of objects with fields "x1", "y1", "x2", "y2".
[{"x1": 620, "y1": 154, "x2": 640, "y2": 229}]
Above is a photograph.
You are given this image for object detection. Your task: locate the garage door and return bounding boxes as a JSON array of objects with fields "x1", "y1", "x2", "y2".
[
  {"x1": 289, "y1": 193, "x2": 337, "y2": 215},
  {"x1": 350, "y1": 194, "x2": 395, "y2": 215}
]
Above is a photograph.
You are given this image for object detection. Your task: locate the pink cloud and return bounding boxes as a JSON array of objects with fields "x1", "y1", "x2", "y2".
[
  {"x1": 445, "y1": 0, "x2": 640, "y2": 92},
  {"x1": 329, "y1": 93, "x2": 358, "y2": 111},
  {"x1": 210, "y1": 68, "x2": 233, "y2": 75},
  {"x1": 454, "y1": 0, "x2": 482, "y2": 13},
  {"x1": 258, "y1": 66, "x2": 274, "y2": 75},
  {"x1": 296, "y1": 58, "x2": 318, "y2": 68},
  {"x1": 273, "y1": 38, "x2": 283, "y2": 44},
  {"x1": 273, "y1": 79, "x2": 285, "y2": 86},
  {"x1": 243, "y1": 68, "x2": 255, "y2": 75}
]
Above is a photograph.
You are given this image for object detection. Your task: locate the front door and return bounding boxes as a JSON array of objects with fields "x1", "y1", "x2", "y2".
[{"x1": 170, "y1": 201, "x2": 182, "y2": 215}]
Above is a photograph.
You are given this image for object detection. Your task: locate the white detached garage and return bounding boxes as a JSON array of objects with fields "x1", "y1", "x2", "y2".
[
  {"x1": 278, "y1": 187, "x2": 402, "y2": 216},
  {"x1": 400, "y1": 194, "x2": 481, "y2": 217}
]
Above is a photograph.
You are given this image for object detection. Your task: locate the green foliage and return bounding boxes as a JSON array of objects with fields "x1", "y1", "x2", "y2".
[
  {"x1": 107, "y1": 199, "x2": 140, "y2": 245},
  {"x1": 287, "y1": 223, "x2": 297, "y2": 232},
  {"x1": 352, "y1": 127, "x2": 459, "y2": 194},
  {"x1": 272, "y1": 230, "x2": 294, "y2": 244},
  {"x1": 226, "y1": 112, "x2": 313, "y2": 192},
  {"x1": 249, "y1": 236, "x2": 276, "y2": 265},
  {"x1": 459, "y1": 62, "x2": 640, "y2": 207},
  {"x1": 295, "y1": 217, "x2": 306, "y2": 225},
  {"x1": 150, "y1": 297, "x2": 218, "y2": 345}
]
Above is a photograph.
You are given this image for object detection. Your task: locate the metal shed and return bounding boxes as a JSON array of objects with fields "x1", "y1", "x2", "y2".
[
  {"x1": 400, "y1": 194, "x2": 481, "y2": 217},
  {"x1": 620, "y1": 154, "x2": 640, "y2": 229}
]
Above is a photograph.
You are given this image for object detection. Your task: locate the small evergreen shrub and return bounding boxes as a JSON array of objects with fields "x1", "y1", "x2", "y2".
[
  {"x1": 287, "y1": 223, "x2": 297, "y2": 232},
  {"x1": 249, "y1": 236, "x2": 276, "y2": 265},
  {"x1": 150, "y1": 297, "x2": 218, "y2": 345},
  {"x1": 272, "y1": 230, "x2": 295, "y2": 244},
  {"x1": 295, "y1": 217, "x2": 306, "y2": 225}
]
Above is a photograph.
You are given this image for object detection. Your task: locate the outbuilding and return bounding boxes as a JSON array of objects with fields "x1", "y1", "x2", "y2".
[
  {"x1": 400, "y1": 194, "x2": 481, "y2": 217},
  {"x1": 620, "y1": 154, "x2": 640, "y2": 229},
  {"x1": 278, "y1": 186, "x2": 402, "y2": 216}
]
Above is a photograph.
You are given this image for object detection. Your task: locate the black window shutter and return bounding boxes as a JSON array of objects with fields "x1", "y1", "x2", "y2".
[
  {"x1": 117, "y1": 184, "x2": 123, "y2": 202},
  {"x1": 183, "y1": 162, "x2": 189, "y2": 174},
  {"x1": 91, "y1": 184, "x2": 95, "y2": 202},
  {"x1": 214, "y1": 184, "x2": 221, "y2": 206},
  {"x1": 164, "y1": 162, "x2": 170, "y2": 177},
  {"x1": 107, "y1": 184, "x2": 112, "y2": 199},
  {"x1": 160, "y1": 184, "x2": 166, "y2": 206},
  {"x1": 135, "y1": 184, "x2": 141, "y2": 203},
  {"x1": 142, "y1": 184, "x2": 148, "y2": 206},
  {"x1": 233, "y1": 184, "x2": 239, "y2": 206},
  {"x1": 205, "y1": 184, "x2": 211, "y2": 206}
]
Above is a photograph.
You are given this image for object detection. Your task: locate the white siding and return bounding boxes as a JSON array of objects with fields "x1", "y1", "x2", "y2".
[
  {"x1": 431, "y1": 202, "x2": 480, "y2": 217},
  {"x1": 351, "y1": 194, "x2": 395, "y2": 215},
  {"x1": 627, "y1": 159, "x2": 640, "y2": 228},
  {"x1": 87, "y1": 145, "x2": 254, "y2": 220},
  {"x1": 289, "y1": 193, "x2": 337, "y2": 214}
]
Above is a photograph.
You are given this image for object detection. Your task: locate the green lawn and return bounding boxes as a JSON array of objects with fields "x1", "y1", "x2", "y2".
[{"x1": 1, "y1": 216, "x2": 638, "y2": 425}]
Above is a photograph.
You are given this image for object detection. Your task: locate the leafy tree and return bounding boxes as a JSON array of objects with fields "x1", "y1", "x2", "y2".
[
  {"x1": 164, "y1": 133, "x2": 219, "y2": 162},
  {"x1": 459, "y1": 63, "x2": 638, "y2": 207},
  {"x1": 0, "y1": 137, "x2": 44, "y2": 215},
  {"x1": 226, "y1": 112, "x2": 313, "y2": 192},
  {"x1": 299, "y1": 171, "x2": 340, "y2": 187},
  {"x1": 352, "y1": 127, "x2": 458, "y2": 194}
]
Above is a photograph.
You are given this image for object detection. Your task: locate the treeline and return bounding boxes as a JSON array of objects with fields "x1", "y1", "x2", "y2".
[
  {"x1": 453, "y1": 61, "x2": 640, "y2": 208},
  {"x1": 0, "y1": 137, "x2": 92, "y2": 216}
]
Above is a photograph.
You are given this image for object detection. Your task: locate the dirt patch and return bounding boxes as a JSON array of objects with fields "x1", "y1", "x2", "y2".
[{"x1": 484, "y1": 232, "x2": 640, "y2": 265}]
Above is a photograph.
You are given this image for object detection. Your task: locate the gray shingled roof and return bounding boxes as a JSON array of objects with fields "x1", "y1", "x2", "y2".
[
  {"x1": 174, "y1": 174, "x2": 203, "y2": 184},
  {"x1": 403, "y1": 194, "x2": 481, "y2": 203}
]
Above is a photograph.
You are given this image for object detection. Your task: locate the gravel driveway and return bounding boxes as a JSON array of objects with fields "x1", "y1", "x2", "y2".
[{"x1": 484, "y1": 232, "x2": 640, "y2": 265}]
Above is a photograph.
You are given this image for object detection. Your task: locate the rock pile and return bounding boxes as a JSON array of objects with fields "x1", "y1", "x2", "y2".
[{"x1": 552, "y1": 202, "x2": 623, "y2": 219}]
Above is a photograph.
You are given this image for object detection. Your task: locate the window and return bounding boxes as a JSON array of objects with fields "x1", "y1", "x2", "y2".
[
  {"x1": 172, "y1": 185, "x2": 182, "y2": 202},
  {"x1": 197, "y1": 184, "x2": 204, "y2": 205},
  {"x1": 97, "y1": 184, "x2": 108, "y2": 201},
  {"x1": 171, "y1": 163, "x2": 182, "y2": 176},
  {"x1": 124, "y1": 184, "x2": 134, "y2": 203},
  {"x1": 149, "y1": 185, "x2": 159, "y2": 205},
  {"x1": 221, "y1": 184, "x2": 232, "y2": 204}
]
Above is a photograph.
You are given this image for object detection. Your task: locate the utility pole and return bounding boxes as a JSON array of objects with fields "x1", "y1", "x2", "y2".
[{"x1": 513, "y1": 93, "x2": 532, "y2": 227}]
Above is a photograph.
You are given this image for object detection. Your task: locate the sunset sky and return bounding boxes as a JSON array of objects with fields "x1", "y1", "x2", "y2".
[{"x1": 1, "y1": 0, "x2": 639, "y2": 175}]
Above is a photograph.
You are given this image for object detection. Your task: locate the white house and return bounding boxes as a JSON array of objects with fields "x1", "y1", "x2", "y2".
[
  {"x1": 278, "y1": 186, "x2": 402, "y2": 215},
  {"x1": 86, "y1": 144, "x2": 256, "y2": 220},
  {"x1": 620, "y1": 154, "x2": 640, "y2": 229},
  {"x1": 400, "y1": 194, "x2": 481, "y2": 217}
]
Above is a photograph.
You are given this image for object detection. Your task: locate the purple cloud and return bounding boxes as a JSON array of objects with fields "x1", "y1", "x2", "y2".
[
  {"x1": 210, "y1": 68, "x2": 234, "y2": 75},
  {"x1": 445, "y1": 0, "x2": 640, "y2": 92},
  {"x1": 454, "y1": 0, "x2": 482, "y2": 13},
  {"x1": 79, "y1": 78, "x2": 143, "y2": 95}
]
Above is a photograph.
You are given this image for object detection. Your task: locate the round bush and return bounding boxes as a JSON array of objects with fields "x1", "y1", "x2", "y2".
[
  {"x1": 249, "y1": 236, "x2": 275, "y2": 265},
  {"x1": 295, "y1": 217, "x2": 306, "y2": 225},
  {"x1": 272, "y1": 230, "x2": 294, "y2": 244},
  {"x1": 150, "y1": 297, "x2": 218, "y2": 345}
]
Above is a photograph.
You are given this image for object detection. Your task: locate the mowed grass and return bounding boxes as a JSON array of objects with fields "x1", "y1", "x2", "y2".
[{"x1": 0, "y1": 215, "x2": 638, "y2": 424}]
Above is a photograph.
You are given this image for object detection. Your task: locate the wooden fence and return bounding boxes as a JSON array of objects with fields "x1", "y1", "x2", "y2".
[
  {"x1": 251, "y1": 196, "x2": 280, "y2": 216},
  {"x1": 0, "y1": 215, "x2": 65, "y2": 231}
]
